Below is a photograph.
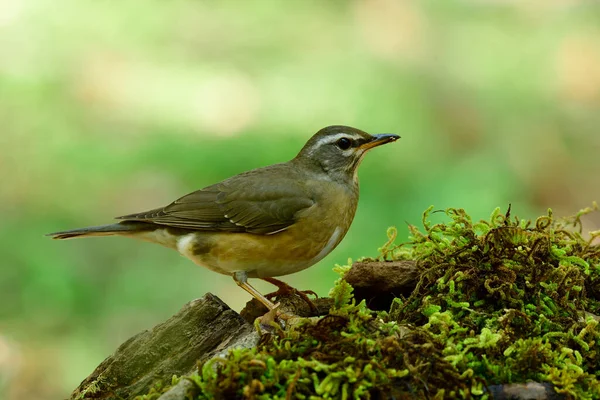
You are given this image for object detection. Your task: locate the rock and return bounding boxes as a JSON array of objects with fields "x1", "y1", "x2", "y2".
[{"x1": 488, "y1": 382, "x2": 566, "y2": 400}]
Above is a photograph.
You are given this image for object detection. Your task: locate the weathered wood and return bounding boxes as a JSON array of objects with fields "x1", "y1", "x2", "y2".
[{"x1": 70, "y1": 294, "x2": 256, "y2": 400}]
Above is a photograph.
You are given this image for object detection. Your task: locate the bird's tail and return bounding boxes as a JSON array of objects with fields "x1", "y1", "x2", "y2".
[{"x1": 47, "y1": 222, "x2": 150, "y2": 240}]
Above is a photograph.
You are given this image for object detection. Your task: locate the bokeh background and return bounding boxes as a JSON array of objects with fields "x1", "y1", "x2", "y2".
[{"x1": 1, "y1": 0, "x2": 600, "y2": 398}]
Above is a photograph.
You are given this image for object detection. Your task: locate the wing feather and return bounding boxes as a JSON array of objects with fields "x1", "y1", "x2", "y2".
[{"x1": 116, "y1": 165, "x2": 315, "y2": 235}]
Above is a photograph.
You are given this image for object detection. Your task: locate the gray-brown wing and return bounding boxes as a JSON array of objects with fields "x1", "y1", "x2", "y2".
[{"x1": 116, "y1": 176, "x2": 315, "y2": 235}]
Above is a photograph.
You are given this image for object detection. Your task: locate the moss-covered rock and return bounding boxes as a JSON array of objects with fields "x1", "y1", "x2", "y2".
[{"x1": 183, "y1": 205, "x2": 600, "y2": 399}]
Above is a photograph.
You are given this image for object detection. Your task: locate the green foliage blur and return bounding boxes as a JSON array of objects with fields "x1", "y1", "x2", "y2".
[{"x1": 1, "y1": 1, "x2": 599, "y2": 398}]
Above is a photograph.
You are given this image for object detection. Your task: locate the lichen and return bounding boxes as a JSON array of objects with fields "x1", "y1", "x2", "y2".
[{"x1": 186, "y1": 204, "x2": 600, "y2": 399}]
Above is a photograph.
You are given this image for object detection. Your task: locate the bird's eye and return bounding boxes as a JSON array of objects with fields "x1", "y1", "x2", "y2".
[{"x1": 336, "y1": 137, "x2": 352, "y2": 150}]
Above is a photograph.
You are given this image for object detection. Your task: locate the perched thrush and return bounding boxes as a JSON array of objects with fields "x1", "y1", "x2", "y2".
[{"x1": 48, "y1": 126, "x2": 399, "y2": 311}]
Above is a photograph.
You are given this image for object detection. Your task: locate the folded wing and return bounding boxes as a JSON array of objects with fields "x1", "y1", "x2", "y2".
[{"x1": 117, "y1": 170, "x2": 315, "y2": 235}]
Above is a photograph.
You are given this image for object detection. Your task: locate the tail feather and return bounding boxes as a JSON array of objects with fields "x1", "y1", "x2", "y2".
[{"x1": 47, "y1": 222, "x2": 149, "y2": 240}]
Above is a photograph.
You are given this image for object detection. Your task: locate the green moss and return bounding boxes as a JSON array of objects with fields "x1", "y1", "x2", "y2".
[
  {"x1": 75, "y1": 376, "x2": 118, "y2": 400},
  {"x1": 188, "y1": 204, "x2": 600, "y2": 399}
]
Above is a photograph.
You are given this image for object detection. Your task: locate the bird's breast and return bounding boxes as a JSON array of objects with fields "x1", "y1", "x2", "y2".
[{"x1": 177, "y1": 181, "x2": 358, "y2": 278}]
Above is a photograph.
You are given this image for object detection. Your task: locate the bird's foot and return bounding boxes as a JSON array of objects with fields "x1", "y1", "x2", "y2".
[
  {"x1": 255, "y1": 302, "x2": 297, "y2": 331},
  {"x1": 261, "y1": 277, "x2": 319, "y2": 314}
]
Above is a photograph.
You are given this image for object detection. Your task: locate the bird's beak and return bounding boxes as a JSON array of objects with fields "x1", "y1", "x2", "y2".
[{"x1": 360, "y1": 134, "x2": 401, "y2": 150}]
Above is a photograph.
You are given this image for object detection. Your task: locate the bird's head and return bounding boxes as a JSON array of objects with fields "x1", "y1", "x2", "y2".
[{"x1": 295, "y1": 125, "x2": 400, "y2": 183}]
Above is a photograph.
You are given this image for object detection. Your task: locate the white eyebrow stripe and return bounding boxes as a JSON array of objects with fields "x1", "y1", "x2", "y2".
[{"x1": 312, "y1": 133, "x2": 364, "y2": 148}]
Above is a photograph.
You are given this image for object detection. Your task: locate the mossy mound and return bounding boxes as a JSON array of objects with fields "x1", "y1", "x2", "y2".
[{"x1": 189, "y1": 205, "x2": 600, "y2": 399}]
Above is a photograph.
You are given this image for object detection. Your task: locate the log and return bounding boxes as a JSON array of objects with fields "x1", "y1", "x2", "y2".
[{"x1": 70, "y1": 294, "x2": 257, "y2": 400}]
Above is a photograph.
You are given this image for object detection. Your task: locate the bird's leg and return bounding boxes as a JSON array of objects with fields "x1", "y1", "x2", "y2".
[
  {"x1": 261, "y1": 277, "x2": 318, "y2": 313},
  {"x1": 233, "y1": 271, "x2": 279, "y2": 311}
]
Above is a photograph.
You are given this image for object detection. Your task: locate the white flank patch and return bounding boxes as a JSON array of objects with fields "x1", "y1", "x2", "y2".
[{"x1": 176, "y1": 233, "x2": 197, "y2": 258}]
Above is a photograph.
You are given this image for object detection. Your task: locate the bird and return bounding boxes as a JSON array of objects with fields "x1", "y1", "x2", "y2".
[{"x1": 48, "y1": 126, "x2": 400, "y2": 313}]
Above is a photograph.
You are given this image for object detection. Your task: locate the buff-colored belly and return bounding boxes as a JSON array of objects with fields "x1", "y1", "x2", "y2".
[{"x1": 175, "y1": 224, "x2": 343, "y2": 278}]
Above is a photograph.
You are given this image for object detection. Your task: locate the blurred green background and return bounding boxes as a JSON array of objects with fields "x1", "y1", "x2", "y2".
[{"x1": 1, "y1": 0, "x2": 600, "y2": 398}]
